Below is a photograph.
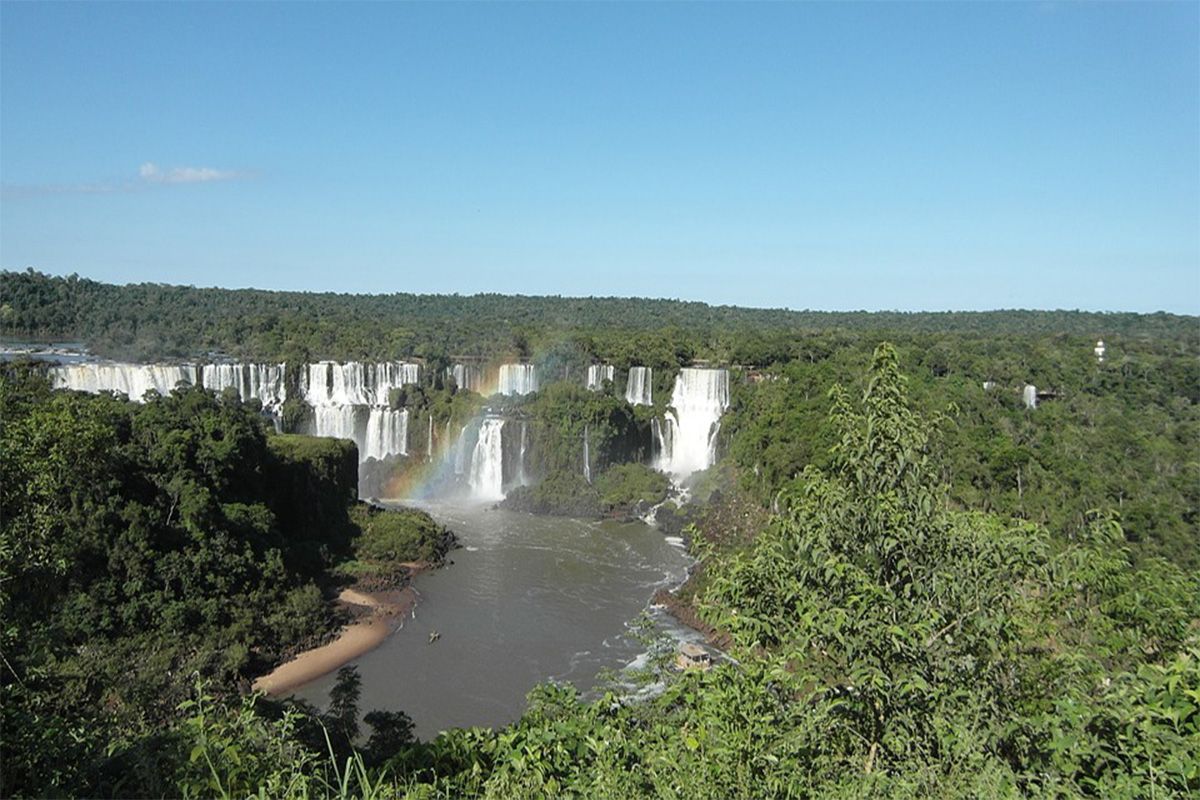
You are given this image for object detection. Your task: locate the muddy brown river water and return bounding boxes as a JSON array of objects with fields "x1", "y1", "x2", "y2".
[{"x1": 292, "y1": 499, "x2": 698, "y2": 739}]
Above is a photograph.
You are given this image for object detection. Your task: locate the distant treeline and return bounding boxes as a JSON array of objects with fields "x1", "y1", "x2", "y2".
[{"x1": 2, "y1": 268, "x2": 1195, "y2": 364}]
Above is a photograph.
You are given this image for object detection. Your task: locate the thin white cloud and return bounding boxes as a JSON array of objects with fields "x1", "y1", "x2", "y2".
[
  {"x1": 2, "y1": 162, "x2": 252, "y2": 197},
  {"x1": 138, "y1": 162, "x2": 244, "y2": 185}
]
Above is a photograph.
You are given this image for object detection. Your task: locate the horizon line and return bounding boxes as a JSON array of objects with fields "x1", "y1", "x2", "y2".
[{"x1": 4, "y1": 267, "x2": 1196, "y2": 318}]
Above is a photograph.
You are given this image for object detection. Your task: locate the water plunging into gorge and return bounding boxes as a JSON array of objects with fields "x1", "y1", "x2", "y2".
[
  {"x1": 468, "y1": 418, "x2": 507, "y2": 501},
  {"x1": 624, "y1": 366, "x2": 653, "y2": 406},
  {"x1": 47, "y1": 355, "x2": 729, "y2": 738},
  {"x1": 658, "y1": 368, "x2": 729, "y2": 479},
  {"x1": 586, "y1": 364, "x2": 614, "y2": 391}
]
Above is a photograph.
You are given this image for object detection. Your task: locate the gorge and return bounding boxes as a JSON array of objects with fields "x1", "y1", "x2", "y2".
[{"x1": 42, "y1": 353, "x2": 733, "y2": 730}]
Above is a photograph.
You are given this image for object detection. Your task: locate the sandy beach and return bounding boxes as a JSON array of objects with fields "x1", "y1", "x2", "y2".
[{"x1": 252, "y1": 586, "x2": 418, "y2": 695}]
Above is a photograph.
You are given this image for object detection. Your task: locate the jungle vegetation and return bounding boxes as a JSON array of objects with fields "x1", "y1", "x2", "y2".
[
  {"x1": 0, "y1": 369, "x2": 453, "y2": 796},
  {"x1": 1, "y1": 270, "x2": 1197, "y2": 797},
  {"x1": 1, "y1": 268, "x2": 1194, "y2": 364}
]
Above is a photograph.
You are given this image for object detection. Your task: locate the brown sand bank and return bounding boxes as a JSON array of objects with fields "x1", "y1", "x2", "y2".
[{"x1": 253, "y1": 587, "x2": 417, "y2": 695}]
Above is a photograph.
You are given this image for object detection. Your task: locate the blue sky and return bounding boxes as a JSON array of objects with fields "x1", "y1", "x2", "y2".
[{"x1": 2, "y1": 2, "x2": 1196, "y2": 312}]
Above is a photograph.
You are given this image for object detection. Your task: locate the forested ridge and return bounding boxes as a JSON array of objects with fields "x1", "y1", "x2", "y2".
[
  {"x1": 2, "y1": 269, "x2": 1197, "y2": 797},
  {"x1": 2, "y1": 269, "x2": 1194, "y2": 363}
]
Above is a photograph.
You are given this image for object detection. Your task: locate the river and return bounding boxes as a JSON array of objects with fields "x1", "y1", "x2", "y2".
[{"x1": 292, "y1": 499, "x2": 698, "y2": 740}]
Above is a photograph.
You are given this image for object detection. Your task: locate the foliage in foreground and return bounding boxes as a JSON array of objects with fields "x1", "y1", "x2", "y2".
[
  {"x1": 3, "y1": 345, "x2": 1196, "y2": 797},
  {"x1": 136, "y1": 347, "x2": 1200, "y2": 798},
  {"x1": 0, "y1": 371, "x2": 445, "y2": 798}
]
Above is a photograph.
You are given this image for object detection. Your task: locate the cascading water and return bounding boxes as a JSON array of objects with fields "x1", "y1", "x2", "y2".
[
  {"x1": 586, "y1": 364, "x2": 614, "y2": 391},
  {"x1": 302, "y1": 361, "x2": 419, "y2": 406},
  {"x1": 200, "y1": 363, "x2": 287, "y2": 408},
  {"x1": 497, "y1": 364, "x2": 538, "y2": 396},
  {"x1": 427, "y1": 416, "x2": 434, "y2": 462},
  {"x1": 309, "y1": 405, "x2": 360, "y2": 445},
  {"x1": 299, "y1": 361, "x2": 419, "y2": 462},
  {"x1": 624, "y1": 367, "x2": 653, "y2": 406},
  {"x1": 448, "y1": 364, "x2": 487, "y2": 394},
  {"x1": 454, "y1": 424, "x2": 469, "y2": 476},
  {"x1": 659, "y1": 368, "x2": 729, "y2": 479},
  {"x1": 583, "y1": 425, "x2": 592, "y2": 483},
  {"x1": 469, "y1": 418, "x2": 506, "y2": 501},
  {"x1": 650, "y1": 417, "x2": 667, "y2": 465},
  {"x1": 49, "y1": 363, "x2": 198, "y2": 401},
  {"x1": 362, "y1": 408, "x2": 409, "y2": 461},
  {"x1": 518, "y1": 421, "x2": 529, "y2": 486},
  {"x1": 1023, "y1": 384, "x2": 1038, "y2": 410}
]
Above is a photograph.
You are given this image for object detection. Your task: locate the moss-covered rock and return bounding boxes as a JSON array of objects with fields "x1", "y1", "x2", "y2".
[
  {"x1": 501, "y1": 472, "x2": 603, "y2": 517},
  {"x1": 594, "y1": 463, "x2": 669, "y2": 512}
]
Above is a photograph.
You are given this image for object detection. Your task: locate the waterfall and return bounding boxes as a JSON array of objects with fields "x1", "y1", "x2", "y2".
[
  {"x1": 583, "y1": 425, "x2": 592, "y2": 484},
  {"x1": 659, "y1": 368, "x2": 729, "y2": 479},
  {"x1": 1023, "y1": 384, "x2": 1038, "y2": 410},
  {"x1": 49, "y1": 363, "x2": 198, "y2": 401},
  {"x1": 301, "y1": 361, "x2": 419, "y2": 406},
  {"x1": 306, "y1": 406, "x2": 408, "y2": 462},
  {"x1": 586, "y1": 364, "x2": 614, "y2": 391},
  {"x1": 56, "y1": 363, "x2": 308, "y2": 403},
  {"x1": 497, "y1": 364, "x2": 538, "y2": 396},
  {"x1": 363, "y1": 408, "x2": 409, "y2": 461},
  {"x1": 427, "y1": 415, "x2": 434, "y2": 462},
  {"x1": 454, "y1": 424, "x2": 469, "y2": 475},
  {"x1": 444, "y1": 419, "x2": 452, "y2": 457},
  {"x1": 446, "y1": 363, "x2": 485, "y2": 393},
  {"x1": 469, "y1": 418, "x2": 506, "y2": 501},
  {"x1": 303, "y1": 401, "x2": 408, "y2": 463},
  {"x1": 518, "y1": 421, "x2": 529, "y2": 486},
  {"x1": 296, "y1": 361, "x2": 418, "y2": 463},
  {"x1": 651, "y1": 417, "x2": 666, "y2": 465},
  {"x1": 309, "y1": 405, "x2": 360, "y2": 444},
  {"x1": 200, "y1": 363, "x2": 286, "y2": 407},
  {"x1": 625, "y1": 367, "x2": 653, "y2": 406}
]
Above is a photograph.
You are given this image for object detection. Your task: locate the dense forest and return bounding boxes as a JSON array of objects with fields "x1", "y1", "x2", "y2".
[
  {"x1": 2, "y1": 269, "x2": 1195, "y2": 364},
  {"x1": 2, "y1": 271, "x2": 1197, "y2": 797},
  {"x1": 0, "y1": 371, "x2": 454, "y2": 796}
]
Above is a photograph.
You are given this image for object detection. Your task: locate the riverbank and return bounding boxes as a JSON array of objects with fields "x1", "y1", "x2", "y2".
[
  {"x1": 252, "y1": 584, "x2": 421, "y2": 695},
  {"x1": 650, "y1": 483, "x2": 767, "y2": 650},
  {"x1": 253, "y1": 500, "x2": 457, "y2": 697}
]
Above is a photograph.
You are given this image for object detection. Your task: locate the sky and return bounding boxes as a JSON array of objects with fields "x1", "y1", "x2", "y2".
[{"x1": 1, "y1": 2, "x2": 1197, "y2": 313}]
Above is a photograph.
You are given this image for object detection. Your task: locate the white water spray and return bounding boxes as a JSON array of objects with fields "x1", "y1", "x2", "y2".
[
  {"x1": 49, "y1": 363, "x2": 198, "y2": 401},
  {"x1": 518, "y1": 421, "x2": 529, "y2": 486},
  {"x1": 586, "y1": 365, "x2": 614, "y2": 391},
  {"x1": 583, "y1": 425, "x2": 592, "y2": 483},
  {"x1": 498, "y1": 364, "x2": 538, "y2": 396},
  {"x1": 454, "y1": 424, "x2": 470, "y2": 476},
  {"x1": 469, "y1": 418, "x2": 507, "y2": 501},
  {"x1": 427, "y1": 415, "x2": 434, "y2": 462},
  {"x1": 625, "y1": 367, "x2": 653, "y2": 406},
  {"x1": 447, "y1": 364, "x2": 485, "y2": 393},
  {"x1": 200, "y1": 363, "x2": 287, "y2": 407},
  {"x1": 301, "y1": 361, "x2": 419, "y2": 406},
  {"x1": 659, "y1": 368, "x2": 729, "y2": 479}
]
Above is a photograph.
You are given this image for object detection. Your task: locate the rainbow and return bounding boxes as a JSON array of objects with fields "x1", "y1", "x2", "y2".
[{"x1": 376, "y1": 364, "x2": 515, "y2": 501}]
